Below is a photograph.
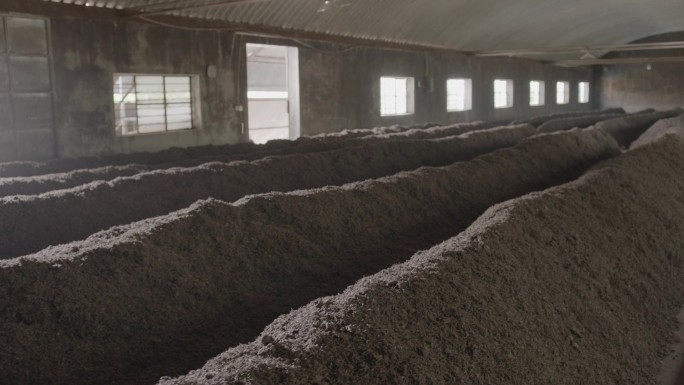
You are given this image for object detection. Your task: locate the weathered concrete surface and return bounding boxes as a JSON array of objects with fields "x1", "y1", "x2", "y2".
[
  {"x1": 352, "y1": 48, "x2": 594, "y2": 129},
  {"x1": 5, "y1": 10, "x2": 596, "y2": 161},
  {"x1": 0, "y1": 128, "x2": 619, "y2": 385},
  {"x1": 0, "y1": 124, "x2": 530, "y2": 259},
  {"x1": 601, "y1": 32, "x2": 684, "y2": 113},
  {"x1": 50, "y1": 17, "x2": 242, "y2": 158},
  {"x1": 159, "y1": 135, "x2": 684, "y2": 385}
]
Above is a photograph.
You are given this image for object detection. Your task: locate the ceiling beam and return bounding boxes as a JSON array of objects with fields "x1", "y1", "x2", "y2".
[
  {"x1": 120, "y1": 0, "x2": 271, "y2": 18},
  {"x1": 0, "y1": 0, "x2": 117, "y2": 20},
  {"x1": 474, "y1": 41, "x2": 684, "y2": 57},
  {"x1": 134, "y1": 14, "x2": 480, "y2": 58},
  {"x1": 555, "y1": 56, "x2": 684, "y2": 67}
]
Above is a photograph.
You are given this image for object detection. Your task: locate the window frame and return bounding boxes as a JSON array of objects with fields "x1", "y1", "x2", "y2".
[
  {"x1": 112, "y1": 73, "x2": 202, "y2": 137},
  {"x1": 0, "y1": 13, "x2": 56, "y2": 160},
  {"x1": 578, "y1": 81, "x2": 590, "y2": 104},
  {"x1": 446, "y1": 78, "x2": 473, "y2": 112},
  {"x1": 380, "y1": 76, "x2": 415, "y2": 117},
  {"x1": 529, "y1": 80, "x2": 545, "y2": 107},
  {"x1": 556, "y1": 81, "x2": 570, "y2": 105},
  {"x1": 494, "y1": 79, "x2": 514, "y2": 109}
]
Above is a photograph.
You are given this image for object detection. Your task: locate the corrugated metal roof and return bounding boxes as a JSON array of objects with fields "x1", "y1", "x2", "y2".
[
  {"x1": 41, "y1": 0, "x2": 684, "y2": 52},
  {"x1": 44, "y1": 0, "x2": 127, "y2": 9}
]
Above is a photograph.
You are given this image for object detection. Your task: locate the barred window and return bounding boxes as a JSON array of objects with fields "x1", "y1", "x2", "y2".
[
  {"x1": 446, "y1": 78, "x2": 472, "y2": 112},
  {"x1": 530, "y1": 80, "x2": 545, "y2": 106},
  {"x1": 556, "y1": 81, "x2": 570, "y2": 105},
  {"x1": 380, "y1": 76, "x2": 415, "y2": 116},
  {"x1": 113, "y1": 74, "x2": 199, "y2": 136},
  {"x1": 578, "y1": 82, "x2": 590, "y2": 103},
  {"x1": 494, "y1": 79, "x2": 514, "y2": 108}
]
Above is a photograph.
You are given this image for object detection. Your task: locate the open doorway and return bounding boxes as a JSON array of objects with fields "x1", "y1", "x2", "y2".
[{"x1": 246, "y1": 43, "x2": 300, "y2": 144}]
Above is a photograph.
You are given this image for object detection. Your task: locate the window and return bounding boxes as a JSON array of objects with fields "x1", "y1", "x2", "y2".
[
  {"x1": 578, "y1": 82, "x2": 590, "y2": 103},
  {"x1": 0, "y1": 15, "x2": 56, "y2": 161},
  {"x1": 446, "y1": 78, "x2": 472, "y2": 112},
  {"x1": 113, "y1": 74, "x2": 199, "y2": 136},
  {"x1": 494, "y1": 79, "x2": 513, "y2": 108},
  {"x1": 380, "y1": 76, "x2": 414, "y2": 116},
  {"x1": 556, "y1": 81, "x2": 570, "y2": 105},
  {"x1": 529, "y1": 80, "x2": 545, "y2": 106}
]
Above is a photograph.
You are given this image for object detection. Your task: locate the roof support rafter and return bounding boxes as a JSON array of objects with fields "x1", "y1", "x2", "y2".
[
  {"x1": 128, "y1": 14, "x2": 474, "y2": 57},
  {"x1": 475, "y1": 41, "x2": 684, "y2": 57},
  {"x1": 120, "y1": 0, "x2": 272, "y2": 18},
  {"x1": 556, "y1": 56, "x2": 684, "y2": 67}
]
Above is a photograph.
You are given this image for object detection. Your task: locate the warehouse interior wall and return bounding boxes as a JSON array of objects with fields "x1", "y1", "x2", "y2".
[
  {"x1": 600, "y1": 31, "x2": 684, "y2": 112},
  {"x1": 50, "y1": 16, "x2": 241, "y2": 158},
  {"x1": 350, "y1": 48, "x2": 594, "y2": 128},
  {"x1": 14, "y1": 10, "x2": 595, "y2": 159}
]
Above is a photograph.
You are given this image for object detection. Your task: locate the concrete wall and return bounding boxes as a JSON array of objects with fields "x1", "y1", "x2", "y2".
[
  {"x1": 51, "y1": 17, "x2": 241, "y2": 158},
  {"x1": 5, "y1": 8, "x2": 595, "y2": 159},
  {"x1": 240, "y1": 36, "x2": 358, "y2": 137},
  {"x1": 236, "y1": 36, "x2": 595, "y2": 137},
  {"x1": 600, "y1": 31, "x2": 684, "y2": 112},
  {"x1": 297, "y1": 42, "x2": 357, "y2": 136},
  {"x1": 352, "y1": 48, "x2": 593, "y2": 128}
]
